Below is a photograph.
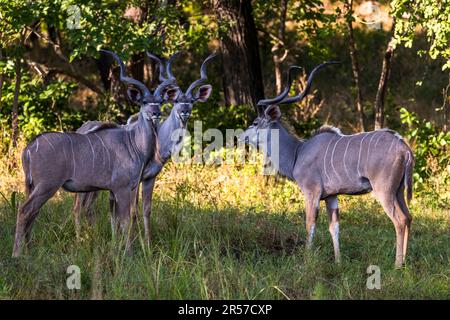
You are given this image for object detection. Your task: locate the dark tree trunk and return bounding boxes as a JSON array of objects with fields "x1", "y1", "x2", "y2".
[
  {"x1": 212, "y1": 0, "x2": 264, "y2": 108},
  {"x1": 374, "y1": 22, "x2": 396, "y2": 130},
  {"x1": 130, "y1": 52, "x2": 145, "y2": 84},
  {"x1": 345, "y1": 0, "x2": 367, "y2": 131},
  {"x1": 0, "y1": 48, "x2": 4, "y2": 108},
  {"x1": 11, "y1": 56, "x2": 22, "y2": 150},
  {"x1": 273, "y1": 0, "x2": 288, "y2": 94}
]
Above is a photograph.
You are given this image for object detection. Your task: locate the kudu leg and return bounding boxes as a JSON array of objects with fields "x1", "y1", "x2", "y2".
[
  {"x1": 114, "y1": 190, "x2": 134, "y2": 251},
  {"x1": 376, "y1": 192, "x2": 409, "y2": 268},
  {"x1": 304, "y1": 194, "x2": 320, "y2": 249},
  {"x1": 13, "y1": 184, "x2": 58, "y2": 257},
  {"x1": 109, "y1": 191, "x2": 118, "y2": 238},
  {"x1": 72, "y1": 194, "x2": 83, "y2": 239},
  {"x1": 83, "y1": 191, "x2": 100, "y2": 225},
  {"x1": 142, "y1": 178, "x2": 156, "y2": 245},
  {"x1": 325, "y1": 196, "x2": 341, "y2": 263},
  {"x1": 396, "y1": 188, "x2": 412, "y2": 264}
]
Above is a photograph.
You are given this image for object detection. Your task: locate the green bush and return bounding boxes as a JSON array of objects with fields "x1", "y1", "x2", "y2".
[{"x1": 400, "y1": 107, "x2": 450, "y2": 190}]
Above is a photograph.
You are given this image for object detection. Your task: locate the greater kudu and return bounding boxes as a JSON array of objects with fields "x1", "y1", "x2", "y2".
[
  {"x1": 74, "y1": 52, "x2": 216, "y2": 244},
  {"x1": 12, "y1": 50, "x2": 178, "y2": 257},
  {"x1": 240, "y1": 63, "x2": 414, "y2": 267}
]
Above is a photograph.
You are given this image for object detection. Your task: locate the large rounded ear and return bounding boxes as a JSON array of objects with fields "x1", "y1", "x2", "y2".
[
  {"x1": 127, "y1": 87, "x2": 142, "y2": 105},
  {"x1": 163, "y1": 87, "x2": 181, "y2": 102},
  {"x1": 264, "y1": 105, "x2": 281, "y2": 121},
  {"x1": 194, "y1": 84, "x2": 212, "y2": 102}
]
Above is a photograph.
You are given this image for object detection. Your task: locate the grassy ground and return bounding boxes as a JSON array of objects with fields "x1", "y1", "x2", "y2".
[{"x1": 0, "y1": 161, "x2": 449, "y2": 299}]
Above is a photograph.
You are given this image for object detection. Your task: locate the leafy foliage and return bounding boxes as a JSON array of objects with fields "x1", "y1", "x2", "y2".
[
  {"x1": 400, "y1": 107, "x2": 449, "y2": 188},
  {"x1": 392, "y1": 0, "x2": 450, "y2": 69}
]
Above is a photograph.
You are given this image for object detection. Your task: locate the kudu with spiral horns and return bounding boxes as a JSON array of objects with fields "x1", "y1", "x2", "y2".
[{"x1": 239, "y1": 62, "x2": 414, "y2": 267}]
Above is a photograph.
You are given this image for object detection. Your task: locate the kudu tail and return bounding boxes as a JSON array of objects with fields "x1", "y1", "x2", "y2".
[
  {"x1": 404, "y1": 150, "x2": 414, "y2": 204},
  {"x1": 21, "y1": 148, "x2": 33, "y2": 197}
]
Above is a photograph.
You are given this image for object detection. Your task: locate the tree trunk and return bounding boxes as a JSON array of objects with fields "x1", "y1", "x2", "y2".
[
  {"x1": 0, "y1": 48, "x2": 4, "y2": 108},
  {"x1": 212, "y1": 0, "x2": 264, "y2": 108},
  {"x1": 374, "y1": 22, "x2": 396, "y2": 130},
  {"x1": 272, "y1": 0, "x2": 288, "y2": 94},
  {"x1": 345, "y1": 0, "x2": 367, "y2": 131},
  {"x1": 11, "y1": 30, "x2": 26, "y2": 152},
  {"x1": 11, "y1": 55, "x2": 22, "y2": 150}
]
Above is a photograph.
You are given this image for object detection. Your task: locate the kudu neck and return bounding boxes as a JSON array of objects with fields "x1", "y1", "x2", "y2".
[
  {"x1": 264, "y1": 121, "x2": 302, "y2": 181},
  {"x1": 157, "y1": 109, "x2": 184, "y2": 163},
  {"x1": 129, "y1": 112, "x2": 157, "y2": 164}
]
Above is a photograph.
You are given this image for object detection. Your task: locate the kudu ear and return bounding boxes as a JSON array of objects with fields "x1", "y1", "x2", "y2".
[
  {"x1": 264, "y1": 105, "x2": 281, "y2": 121},
  {"x1": 127, "y1": 87, "x2": 142, "y2": 105},
  {"x1": 163, "y1": 87, "x2": 181, "y2": 102},
  {"x1": 194, "y1": 84, "x2": 212, "y2": 102}
]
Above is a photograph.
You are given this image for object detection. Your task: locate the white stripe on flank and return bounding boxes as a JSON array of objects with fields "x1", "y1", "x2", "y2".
[
  {"x1": 323, "y1": 138, "x2": 334, "y2": 182},
  {"x1": 85, "y1": 135, "x2": 96, "y2": 171},
  {"x1": 373, "y1": 131, "x2": 384, "y2": 150},
  {"x1": 356, "y1": 133, "x2": 369, "y2": 177},
  {"x1": 387, "y1": 135, "x2": 396, "y2": 153},
  {"x1": 67, "y1": 135, "x2": 76, "y2": 177},
  {"x1": 330, "y1": 136, "x2": 344, "y2": 180},
  {"x1": 41, "y1": 135, "x2": 56, "y2": 152},
  {"x1": 365, "y1": 132, "x2": 378, "y2": 170},
  {"x1": 94, "y1": 133, "x2": 111, "y2": 170},
  {"x1": 35, "y1": 138, "x2": 39, "y2": 153},
  {"x1": 343, "y1": 138, "x2": 352, "y2": 180}
]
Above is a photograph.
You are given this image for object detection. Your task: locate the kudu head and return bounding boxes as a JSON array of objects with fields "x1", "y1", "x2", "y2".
[
  {"x1": 147, "y1": 52, "x2": 216, "y2": 128},
  {"x1": 100, "y1": 49, "x2": 179, "y2": 126},
  {"x1": 240, "y1": 61, "x2": 340, "y2": 148}
]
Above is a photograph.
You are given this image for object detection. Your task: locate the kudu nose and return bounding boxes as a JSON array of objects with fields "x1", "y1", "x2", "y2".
[
  {"x1": 151, "y1": 111, "x2": 161, "y2": 124},
  {"x1": 179, "y1": 112, "x2": 190, "y2": 122}
]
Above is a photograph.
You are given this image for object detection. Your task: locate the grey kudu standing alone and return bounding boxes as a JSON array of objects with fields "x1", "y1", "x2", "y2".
[
  {"x1": 240, "y1": 63, "x2": 414, "y2": 267},
  {"x1": 74, "y1": 52, "x2": 215, "y2": 244},
  {"x1": 12, "y1": 50, "x2": 177, "y2": 257}
]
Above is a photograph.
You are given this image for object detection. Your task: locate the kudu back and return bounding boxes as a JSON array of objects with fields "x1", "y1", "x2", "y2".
[
  {"x1": 240, "y1": 63, "x2": 414, "y2": 267},
  {"x1": 12, "y1": 50, "x2": 176, "y2": 257}
]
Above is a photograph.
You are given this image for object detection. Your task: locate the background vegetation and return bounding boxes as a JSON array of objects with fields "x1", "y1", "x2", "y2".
[{"x1": 0, "y1": 0, "x2": 448, "y2": 299}]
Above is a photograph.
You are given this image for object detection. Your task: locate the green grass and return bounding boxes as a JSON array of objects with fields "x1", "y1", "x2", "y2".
[{"x1": 0, "y1": 163, "x2": 449, "y2": 299}]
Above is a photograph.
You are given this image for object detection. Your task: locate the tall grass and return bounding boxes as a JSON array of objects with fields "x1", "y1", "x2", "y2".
[{"x1": 0, "y1": 148, "x2": 448, "y2": 299}]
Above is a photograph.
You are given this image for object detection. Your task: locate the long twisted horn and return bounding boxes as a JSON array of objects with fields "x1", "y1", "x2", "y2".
[
  {"x1": 165, "y1": 51, "x2": 182, "y2": 80},
  {"x1": 279, "y1": 61, "x2": 340, "y2": 105},
  {"x1": 185, "y1": 53, "x2": 217, "y2": 96},
  {"x1": 146, "y1": 52, "x2": 167, "y2": 82},
  {"x1": 153, "y1": 77, "x2": 176, "y2": 97},
  {"x1": 257, "y1": 65, "x2": 303, "y2": 106},
  {"x1": 101, "y1": 49, "x2": 152, "y2": 100}
]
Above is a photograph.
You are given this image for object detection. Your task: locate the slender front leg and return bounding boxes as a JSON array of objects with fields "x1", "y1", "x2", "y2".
[
  {"x1": 304, "y1": 193, "x2": 320, "y2": 249},
  {"x1": 72, "y1": 194, "x2": 83, "y2": 239},
  {"x1": 114, "y1": 189, "x2": 133, "y2": 252},
  {"x1": 142, "y1": 178, "x2": 156, "y2": 245},
  {"x1": 109, "y1": 191, "x2": 117, "y2": 238},
  {"x1": 325, "y1": 196, "x2": 341, "y2": 263},
  {"x1": 83, "y1": 191, "x2": 100, "y2": 225}
]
